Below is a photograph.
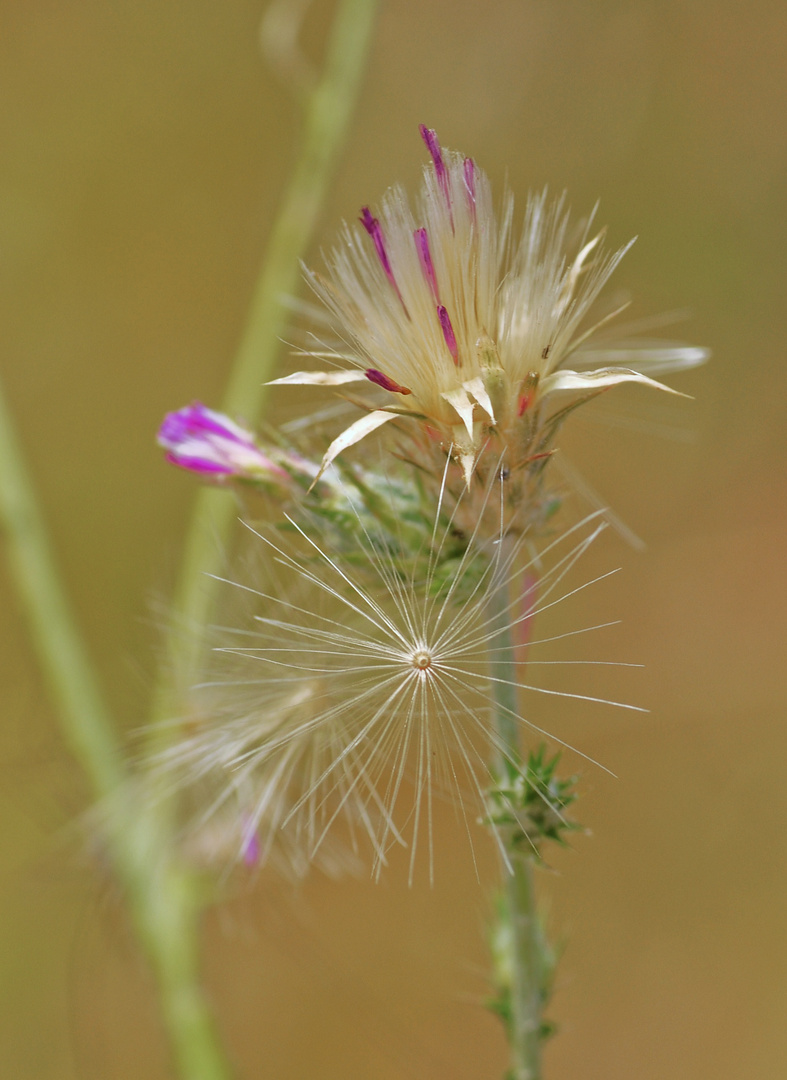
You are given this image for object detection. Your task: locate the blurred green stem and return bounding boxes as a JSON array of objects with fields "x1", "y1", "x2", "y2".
[
  {"x1": 0, "y1": 1, "x2": 378, "y2": 1078},
  {"x1": 0, "y1": 381, "x2": 123, "y2": 802},
  {"x1": 0, "y1": 379, "x2": 230, "y2": 1079},
  {"x1": 488, "y1": 577, "x2": 544, "y2": 1080},
  {"x1": 152, "y1": 0, "x2": 380, "y2": 718}
]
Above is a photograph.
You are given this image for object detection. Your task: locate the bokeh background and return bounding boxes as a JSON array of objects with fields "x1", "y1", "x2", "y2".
[{"x1": 1, "y1": 1, "x2": 786, "y2": 1077}]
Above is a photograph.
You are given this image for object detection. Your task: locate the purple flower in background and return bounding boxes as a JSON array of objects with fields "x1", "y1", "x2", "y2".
[
  {"x1": 241, "y1": 824, "x2": 261, "y2": 867},
  {"x1": 158, "y1": 402, "x2": 287, "y2": 482}
]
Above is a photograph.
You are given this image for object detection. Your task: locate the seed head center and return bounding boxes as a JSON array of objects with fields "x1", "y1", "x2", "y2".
[{"x1": 410, "y1": 649, "x2": 433, "y2": 671}]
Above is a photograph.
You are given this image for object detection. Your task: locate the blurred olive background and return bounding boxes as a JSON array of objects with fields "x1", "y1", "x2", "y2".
[{"x1": 1, "y1": 1, "x2": 786, "y2": 1077}]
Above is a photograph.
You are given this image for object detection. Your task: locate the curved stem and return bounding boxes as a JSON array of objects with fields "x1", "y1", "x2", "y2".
[
  {"x1": 0, "y1": 380, "x2": 123, "y2": 801},
  {"x1": 0, "y1": 379, "x2": 231, "y2": 1078}
]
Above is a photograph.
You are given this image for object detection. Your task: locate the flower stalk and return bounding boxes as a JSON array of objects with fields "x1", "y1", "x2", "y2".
[
  {"x1": 487, "y1": 572, "x2": 549, "y2": 1080},
  {"x1": 0, "y1": 376, "x2": 231, "y2": 1080}
]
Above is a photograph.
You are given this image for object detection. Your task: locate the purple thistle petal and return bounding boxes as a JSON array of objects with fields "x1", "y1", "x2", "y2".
[
  {"x1": 360, "y1": 207, "x2": 408, "y2": 313},
  {"x1": 180, "y1": 410, "x2": 237, "y2": 439},
  {"x1": 164, "y1": 451, "x2": 234, "y2": 475},
  {"x1": 365, "y1": 368, "x2": 412, "y2": 395},
  {"x1": 159, "y1": 402, "x2": 247, "y2": 445},
  {"x1": 158, "y1": 412, "x2": 189, "y2": 442},
  {"x1": 414, "y1": 227, "x2": 439, "y2": 302},
  {"x1": 419, "y1": 124, "x2": 448, "y2": 192},
  {"x1": 437, "y1": 305, "x2": 459, "y2": 364},
  {"x1": 419, "y1": 125, "x2": 453, "y2": 229},
  {"x1": 360, "y1": 207, "x2": 394, "y2": 279}
]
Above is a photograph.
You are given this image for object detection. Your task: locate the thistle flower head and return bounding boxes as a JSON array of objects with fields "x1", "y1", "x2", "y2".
[{"x1": 273, "y1": 127, "x2": 707, "y2": 482}]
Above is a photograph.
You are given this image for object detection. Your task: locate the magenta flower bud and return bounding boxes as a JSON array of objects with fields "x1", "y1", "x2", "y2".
[{"x1": 158, "y1": 402, "x2": 287, "y2": 481}]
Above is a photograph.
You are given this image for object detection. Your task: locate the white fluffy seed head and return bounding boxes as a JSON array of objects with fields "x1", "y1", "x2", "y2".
[{"x1": 148, "y1": 469, "x2": 641, "y2": 882}]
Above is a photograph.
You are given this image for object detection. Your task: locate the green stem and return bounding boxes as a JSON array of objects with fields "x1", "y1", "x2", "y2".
[
  {"x1": 151, "y1": 0, "x2": 380, "y2": 719},
  {"x1": 488, "y1": 578, "x2": 544, "y2": 1080},
  {"x1": 127, "y1": 849, "x2": 230, "y2": 1080},
  {"x1": 1, "y1": 3, "x2": 379, "y2": 1077},
  {"x1": 0, "y1": 381, "x2": 123, "y2": 800},
  {"x1": 0, "y1": 379, "x2": 231, "y2": 1079}
]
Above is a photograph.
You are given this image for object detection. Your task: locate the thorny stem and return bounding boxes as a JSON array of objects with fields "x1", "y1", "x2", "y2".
[
  {"x1": 488, "y1": 575, "x2": 546, "y2": 1080},
  {"x1": 0, "y1": 2, "x2": 379, "y2": 1078}
]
